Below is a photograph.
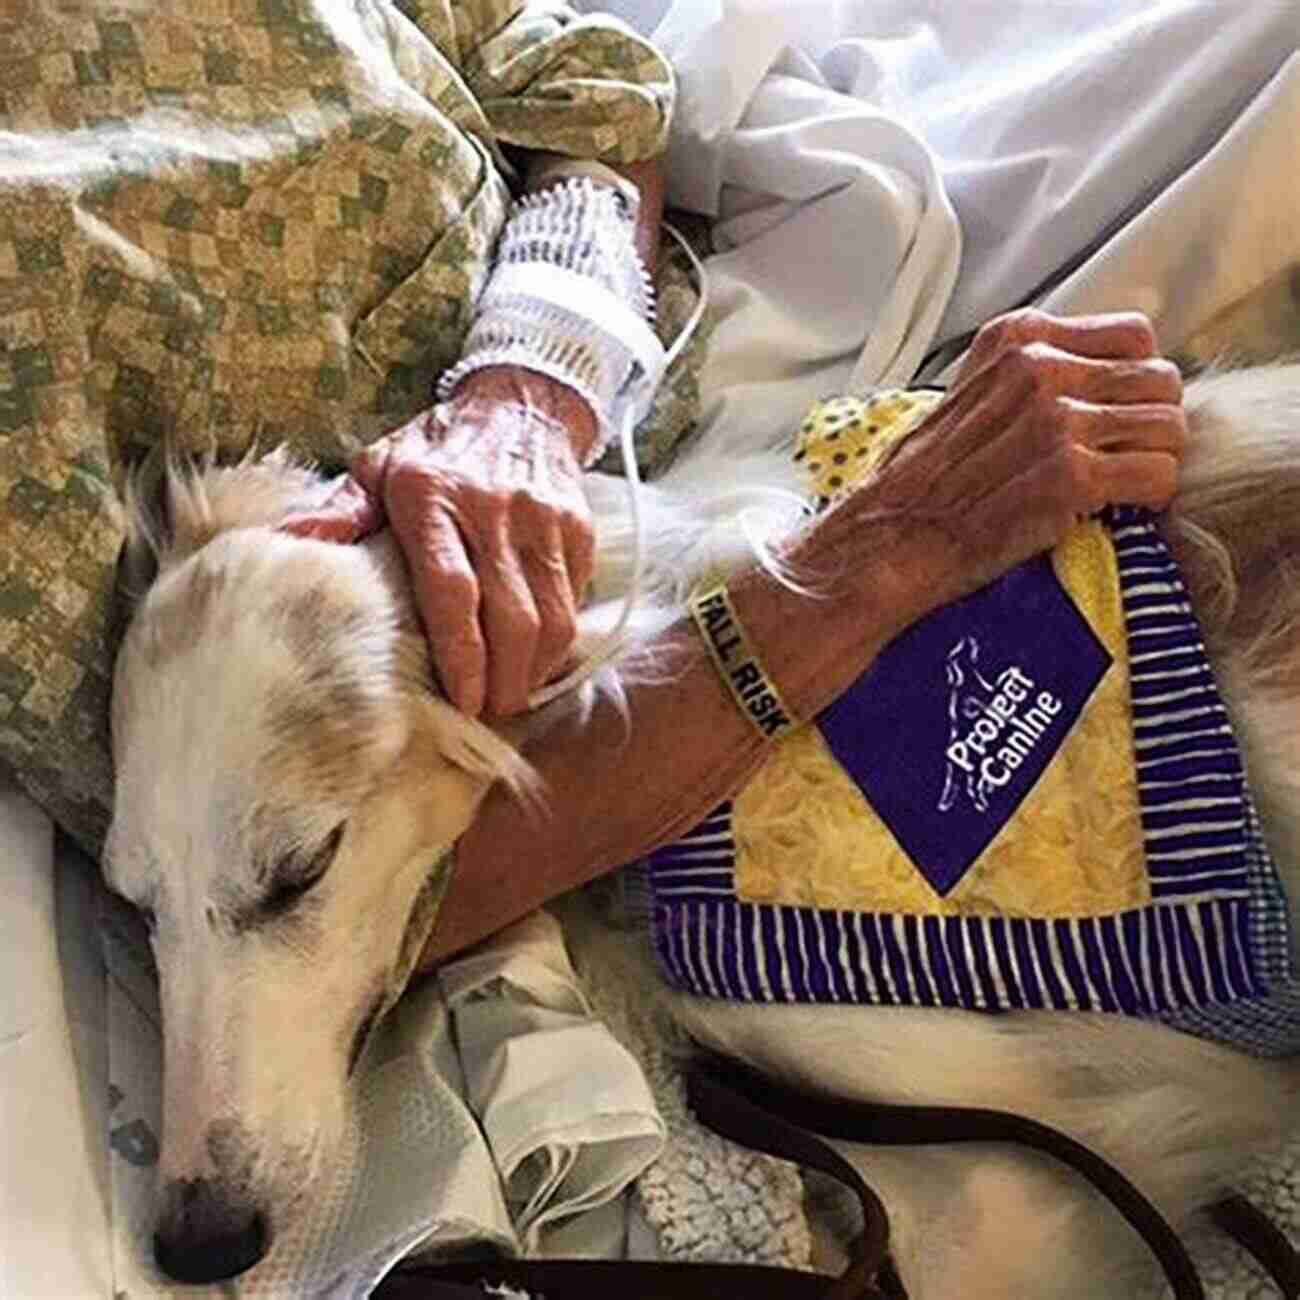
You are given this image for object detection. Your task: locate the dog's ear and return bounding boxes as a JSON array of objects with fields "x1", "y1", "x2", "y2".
[
  {"x1": 116, "y1": 445, "x2": 170, "y2": 607},
  {"x1": 118, "y1": 444, "x2": 331, "y2": 602},
  {"x1": 409, "y1": 691, "x2": 541, "y2": 805}
]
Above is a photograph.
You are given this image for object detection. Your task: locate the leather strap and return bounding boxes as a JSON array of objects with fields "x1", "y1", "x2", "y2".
[
  {"x1": 1210, "y1": 1194, "x2": 1300, "y2": 1298},
  {"x1": 379, "y1": 1055, "x2": 1300, "y2": 1299},
  {"x1": 704, "y1": 1056, "x2": 1206, "y2": 1299},
  {"x1": 376, "y1": 1258, "x2": 892, "y2": 1300}
]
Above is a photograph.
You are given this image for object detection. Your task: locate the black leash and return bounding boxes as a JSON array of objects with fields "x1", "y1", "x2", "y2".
[
  {"x1": 690, "y1": 1055, "x2": 1204, "y2": 1300},
  {"x1": 379, "y1": 1055, "x2": 1300, "y2": 1299},
  {"x1": 1210, "y1": 1194, "x2": 1300, "y2": 1298}
]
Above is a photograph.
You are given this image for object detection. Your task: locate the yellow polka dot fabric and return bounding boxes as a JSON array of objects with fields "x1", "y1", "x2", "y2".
[{"x1": 795, "y1": 388, "x2": 944, "y2": 505}]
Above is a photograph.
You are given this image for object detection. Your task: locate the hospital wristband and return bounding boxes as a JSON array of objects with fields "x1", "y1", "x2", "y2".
[
  {"x1": 689, "y1": 581, "x2": 798, "y2": 740},
  {"x1": 437, "y1": 177, "x2": 658, "y2": 467}
]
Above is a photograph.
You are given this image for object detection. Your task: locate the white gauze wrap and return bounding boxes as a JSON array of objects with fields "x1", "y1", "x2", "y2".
[{"x1": 437, "y1": 173, "x2": 662, "y2": 465}]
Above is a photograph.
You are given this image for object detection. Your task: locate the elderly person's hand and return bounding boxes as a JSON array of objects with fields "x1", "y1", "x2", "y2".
[
  {"x1": 812, "y1": 307, "x2": 1187, "y2": 607},
  {"x1": 284, "y1": 365, "x2": 597, "y2": 718},
  {"x1": 286, "y1": 154, "x2": 665, "y2": 719}
]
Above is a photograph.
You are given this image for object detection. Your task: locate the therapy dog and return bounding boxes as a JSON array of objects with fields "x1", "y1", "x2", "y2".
[{"x1": 107, "y1": 347, "x2": 1300, "y2": 1294}]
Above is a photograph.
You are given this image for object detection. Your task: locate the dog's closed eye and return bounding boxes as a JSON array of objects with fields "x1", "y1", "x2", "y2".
[{"x1": 258, "y1": 821, "x2": 346, "y2": 922}]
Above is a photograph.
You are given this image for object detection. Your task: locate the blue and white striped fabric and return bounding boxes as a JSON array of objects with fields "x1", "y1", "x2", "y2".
[
  {"x1": 646, "y1": 507, "x2": 1300, "y2": 1058},
  {"x1": 1117, "y1": 513, "x2": 1253, "y2": 903},
  {"x1": 1156, "y1": 801, "x2": 1300, "y2": 1056}
]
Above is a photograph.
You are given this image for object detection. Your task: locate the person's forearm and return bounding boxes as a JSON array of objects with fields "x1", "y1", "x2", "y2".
[
  {"x1": 616, "y1": 156, "x2": 666, "y2": 272},
  {"x1": 425, "y1": 497, "x2": 952, "y2": 961}
]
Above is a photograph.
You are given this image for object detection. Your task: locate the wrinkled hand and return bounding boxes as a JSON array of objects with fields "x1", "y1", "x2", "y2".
[
  {"x1": 836, "y1": 308, "x2": 1187, "y2": 606},
  {"x1": 283, "y1": 370, "x2": 598, "y2": 717}
]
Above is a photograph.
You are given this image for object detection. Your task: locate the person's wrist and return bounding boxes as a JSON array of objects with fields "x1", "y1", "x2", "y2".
[
  {"x1": 722, "y1": 502, "x2": 956, "y2": 723},
  {"x1": 447, "y1": 364, "x2": 600, "y2": 465}
]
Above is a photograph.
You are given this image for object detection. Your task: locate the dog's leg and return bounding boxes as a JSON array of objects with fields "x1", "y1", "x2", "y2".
[
  {"x1": 669, "y1": 992, "x2": 1299, "y2": 1192},
  {"x1": 668, "y1": 993, "x2": 1300, "y2": 1297}
]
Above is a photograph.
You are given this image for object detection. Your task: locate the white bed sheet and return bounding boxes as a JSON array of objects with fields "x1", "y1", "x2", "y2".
[
  {"x1": 0, "y1": 790, "x2": 112, "y2": 1300},
  {"x1": 582, "y1": 0, "x2": 1297, "y2": 449}
]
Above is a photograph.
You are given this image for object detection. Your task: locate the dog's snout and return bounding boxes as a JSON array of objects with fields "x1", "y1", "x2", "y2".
[{"x1": 154, "y1": 1178, "x2": 269, "y2": 1283}]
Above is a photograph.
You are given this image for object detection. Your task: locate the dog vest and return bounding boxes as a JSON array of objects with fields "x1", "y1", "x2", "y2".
[{"x1": 644, "y1": 390, "x2": 1300, "y2": 1058}]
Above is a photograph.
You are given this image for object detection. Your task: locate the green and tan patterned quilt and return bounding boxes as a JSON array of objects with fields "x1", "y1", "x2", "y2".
[{"x1": 0, "y1": 0, "x2": 682, "y2": 852}]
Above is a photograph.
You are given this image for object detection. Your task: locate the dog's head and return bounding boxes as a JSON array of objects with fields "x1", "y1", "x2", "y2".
[{"x1": 104, "y1": 453, "x2": 530, "y2": 1283}]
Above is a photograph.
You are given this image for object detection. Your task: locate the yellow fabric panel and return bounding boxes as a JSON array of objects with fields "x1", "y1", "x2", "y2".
[
  {"x1": 732, "y1": 391, "x2": 1149, "y2": 919},
  {"x1": 733, "y1": 724, "x2": 939, "y2": 912},
  {"x1": 949, "y1": 523, "x2": 1148, "y2": 916}
]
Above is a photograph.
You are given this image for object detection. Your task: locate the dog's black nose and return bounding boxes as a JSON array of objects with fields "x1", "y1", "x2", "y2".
[{"x1": 154, "y1": 1178, "x2": 269, "y2": 1283}]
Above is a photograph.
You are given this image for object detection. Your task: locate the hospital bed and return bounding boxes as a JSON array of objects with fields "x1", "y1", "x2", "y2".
[{"x1": 4, "y1": 2, "x2": 1298, "y2": 1295}]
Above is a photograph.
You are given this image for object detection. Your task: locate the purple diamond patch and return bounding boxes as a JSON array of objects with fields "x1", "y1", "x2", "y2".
[{"x1": 816, "y1": 554, "x2": 1113, "y2": 897}]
